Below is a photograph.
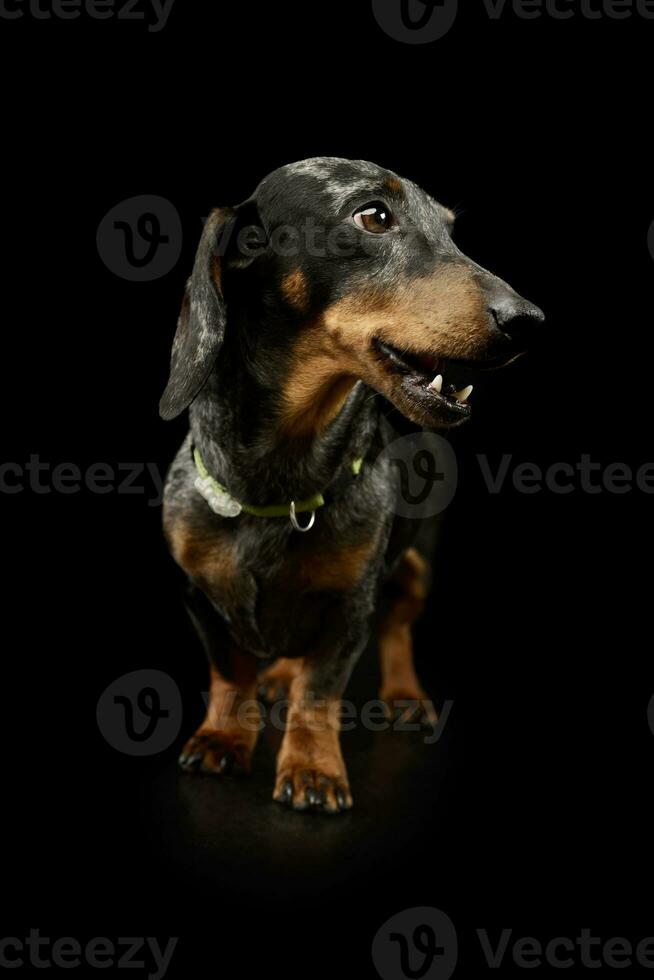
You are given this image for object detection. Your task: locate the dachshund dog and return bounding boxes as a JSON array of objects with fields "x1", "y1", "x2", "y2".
[{"x1": 160, "y1": 157, "x2": 544, "y2": 813}]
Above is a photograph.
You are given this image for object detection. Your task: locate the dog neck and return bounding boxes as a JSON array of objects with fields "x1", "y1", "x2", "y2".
[{"x1": 189, "y1": 345, "x2": 380, "y2": 509}]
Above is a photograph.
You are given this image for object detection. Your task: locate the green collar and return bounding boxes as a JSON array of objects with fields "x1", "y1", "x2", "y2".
[{"x1": 193, "y1": 446, "x2": 363, "y2": 525}]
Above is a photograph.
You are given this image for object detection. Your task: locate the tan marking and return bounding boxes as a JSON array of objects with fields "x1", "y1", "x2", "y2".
[
  {"x1": 278, "y1": 326, "x2": 359, "y2": 437},
  {"x1": 203, "y1": 659, "x2": 258, "y2": 731},
  {"x1": 278, "y1": 264, "x2": 488, "y2": 436},
  {"x1": 163, "y1": 510, "x2": 240, "y2": 606},
  {"x1": 379, "y1": 548, "x2": 436, "y2": 723},
  {"x1": 181, "y1": 657, "x2": 260, "y2": 774},
  {"x1": 258, "y1": 657, "x2": 303, "y2": 701},
  {"x1": 273, "y1": 671, "x2": 352, "y2": 811},
  {"x1": 385, "y1": 177, "x2": 402, "y2": 193},
  {"x1": 165, "y1": 514, "x2": 233, "y2": 580},
  {"x1": 281, "y1": 268, "x2": 310, "y2": 311},
  {"x1": 323, "y1": 264, "x2": 488, "y2": 360},
  {"x1": 298, "y1": 534, "x2": 381, "y2": 592},
  {"x1": 393, "y1": 547, "x2": 429, "y2": 602}
]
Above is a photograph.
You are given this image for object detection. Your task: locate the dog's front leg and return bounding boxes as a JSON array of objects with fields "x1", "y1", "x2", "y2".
[
  {"x1": 179, "y1": 649, "x2": 260, "y2": 776},
  {"x1": 273, "y1": 643, "x2": 363, "y2": 814}
]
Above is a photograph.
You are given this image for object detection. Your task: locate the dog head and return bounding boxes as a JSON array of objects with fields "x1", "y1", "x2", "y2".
[{"x1": 160, "y1": 157, "x2": 544, "y2": 433}]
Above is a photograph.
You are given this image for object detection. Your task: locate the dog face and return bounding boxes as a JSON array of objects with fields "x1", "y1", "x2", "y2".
[{"x1": 160, "y1": 157, "x2": 544, "y2": 432}]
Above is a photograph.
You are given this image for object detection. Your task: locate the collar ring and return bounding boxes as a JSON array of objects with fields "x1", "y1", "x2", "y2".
[{"x1": 289, "y1": 501, "x2": 316, "y2": 533}]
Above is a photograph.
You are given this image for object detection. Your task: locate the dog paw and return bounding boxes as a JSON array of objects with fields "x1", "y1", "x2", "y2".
[
  {"x1": 380, "y1": 687, "x2": 438, "y2": 729},
  {"x1": 178, "y1": 729, "x2": 252, "y2": 775},
  {"x1": 273, "y1": 768, "x2": 352, "y2": 814}
]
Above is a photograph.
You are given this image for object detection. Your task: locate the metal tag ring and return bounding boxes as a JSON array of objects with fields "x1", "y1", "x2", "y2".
[{"x1": 289, "y1": 502, "x2": 316, "y2": 533}]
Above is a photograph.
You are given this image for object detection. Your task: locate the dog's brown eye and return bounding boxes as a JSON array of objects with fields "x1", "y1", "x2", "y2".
[{"x1": 352, "y1": 201, "x2": 396, "y2": 235}]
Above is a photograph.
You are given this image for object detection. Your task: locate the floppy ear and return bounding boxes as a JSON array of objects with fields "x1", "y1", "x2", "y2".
[{"x1": 159, "y1": 207, "x2": 234, "y2": 421}]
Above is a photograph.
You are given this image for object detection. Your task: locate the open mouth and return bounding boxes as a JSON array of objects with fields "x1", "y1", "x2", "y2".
[{"x1": 373, "y1": 338, "x2": 480, "y2": 421}]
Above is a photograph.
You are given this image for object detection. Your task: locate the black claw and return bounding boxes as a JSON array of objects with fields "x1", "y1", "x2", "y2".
[
  {"x1": 305, "y1": 787, "x2": 318, "y2": 808},
  {"x1": 279, "y1": 779, "x2": 293, "y2": 805},
  {"x1": 335, "y1": 789, "x2": 346, "y2": 811},
  {"x1": 219, "y1": 752, "x2": 235, "y2": 774}
]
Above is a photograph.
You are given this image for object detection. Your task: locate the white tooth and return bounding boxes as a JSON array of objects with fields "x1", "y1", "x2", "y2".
[
  {"x1": 430, "y1": 374, "x2": 443, "y2": 393},
  {"x1": 455, "y1": 384, "x2": 473, "y2": 403}
]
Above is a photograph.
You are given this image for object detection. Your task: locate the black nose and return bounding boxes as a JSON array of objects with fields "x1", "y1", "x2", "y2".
[{"x1": 490, "y1": 294, "x2": 545, "y2": 351}]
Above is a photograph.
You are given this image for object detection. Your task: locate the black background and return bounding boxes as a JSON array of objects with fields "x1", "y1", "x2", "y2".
[{"x1": 2, "y1": 1, "x2": 653, "y2": 977}]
